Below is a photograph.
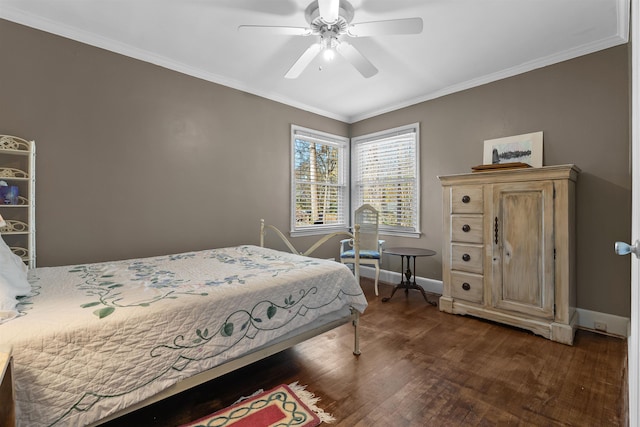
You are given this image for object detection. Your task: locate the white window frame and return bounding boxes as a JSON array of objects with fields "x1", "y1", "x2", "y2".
[
  {"x1": 351, "y1": 123, "x2": 421, "y2": 238},
  {"x1": 290, "y1": 125, "x2": 350, "y2": 237}
]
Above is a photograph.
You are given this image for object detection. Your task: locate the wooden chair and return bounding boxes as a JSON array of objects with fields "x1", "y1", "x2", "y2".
[{"x1": 340, "y1": 204, "x2": 384, "y2": 296}]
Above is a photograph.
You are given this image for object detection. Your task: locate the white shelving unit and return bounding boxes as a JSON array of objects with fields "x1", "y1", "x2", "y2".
[{"x1": 0, "y1": 135, "x2": 35, "y2": 268}]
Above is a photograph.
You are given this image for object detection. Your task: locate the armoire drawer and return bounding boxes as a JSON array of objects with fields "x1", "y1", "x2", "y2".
[
  {"x1": 451, "y1": 185, "x2": 483, "y2": 213},
  {"x1": 451, "y1": 244, "x2": 483, "y2": 274},
  {"x1": 451, "y1": 215, "x2": 483, "y2": 243},
  {"x1": 450, "y1": 271, "x2": 483, "y2": 304}
]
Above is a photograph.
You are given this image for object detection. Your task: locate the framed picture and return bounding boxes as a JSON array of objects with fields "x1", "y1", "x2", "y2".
[{"x1": 483, "y1": 131, "x2": 543, "y2": 167}]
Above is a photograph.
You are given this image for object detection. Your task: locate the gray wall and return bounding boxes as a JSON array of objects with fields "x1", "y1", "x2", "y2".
[
  {"x1": 352, "y1": 45, "x2": 631, "y2": 318},
  {"x1": 1, "y1": 19, "x2": 631, "y2": 317},
  {"x1": 0, "y1": 19, "x2": 349, "y2": 265}
]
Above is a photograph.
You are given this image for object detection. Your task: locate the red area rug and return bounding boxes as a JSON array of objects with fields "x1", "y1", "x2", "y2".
[{"x1": 180, "y1": 382, "x2": 334, "y2": 427}]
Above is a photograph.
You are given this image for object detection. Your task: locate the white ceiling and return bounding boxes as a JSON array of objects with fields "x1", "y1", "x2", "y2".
[{"x1": 0, "y1": 0, "x2": 629, "y2": 123}]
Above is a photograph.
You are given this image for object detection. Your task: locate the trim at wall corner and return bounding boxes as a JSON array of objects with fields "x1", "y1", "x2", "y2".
[
  {"x1": 359, "y1": 266, "x2": 630, "y2": 338},
  {"x1": 575, "y1": 308, "x2": 630, "y2": 338}
]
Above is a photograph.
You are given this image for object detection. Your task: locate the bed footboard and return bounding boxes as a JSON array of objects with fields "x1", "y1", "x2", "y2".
[
  {"x1": 259, "y1": 220, "x2": 363, "y2": 357},
  {"x1": 259, "y1": 219, "x2": 362, "y2": 282}
]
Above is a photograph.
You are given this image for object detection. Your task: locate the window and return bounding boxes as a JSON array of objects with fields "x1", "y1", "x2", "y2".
[
  {"x1": 351, "y1": 123, "x2": 420, "y2": 237},
  {"x1": 291, "y1": 125, "x2": 349, "y2": 236}
]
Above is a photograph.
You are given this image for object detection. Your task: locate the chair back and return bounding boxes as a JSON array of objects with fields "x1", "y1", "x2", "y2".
[{"x1": 354, "y1": 204, "x2": 379, "y2": 251}]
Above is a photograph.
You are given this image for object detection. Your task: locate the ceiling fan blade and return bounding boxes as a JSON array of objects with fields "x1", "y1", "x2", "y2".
[
  {"x1": 336, "y1": 42, "x2": 378, "y2": 78},
  {"x1": 238, "y1": 25, "x2": 311, "y2": 36},
  {"x1": 318, "y1": 0, "x2": 340, "y2": 23},
  {"x1": 348, "y1": 17, "x2": 423, "y2": 37},
  {"x1": 285, "y1": 43, "x2": 322, "y2": 79}
]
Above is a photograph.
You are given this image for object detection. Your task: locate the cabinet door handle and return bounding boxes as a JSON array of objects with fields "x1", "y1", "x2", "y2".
[
  {"x1": 462, "y1": 282, "x2": 471, "y2": 291},
  {"x1": 462, "y1": 224, "x2": 470, "y2": 232},
  {"x1": 494, "y1": 216, "x2": 499, "y2": 244},
  {"x1": 462, "y1": 253, "x2": 471, "y2": 262},
  {"x1": 462, "y1": 195, "x2": 471, "y2": 203}
]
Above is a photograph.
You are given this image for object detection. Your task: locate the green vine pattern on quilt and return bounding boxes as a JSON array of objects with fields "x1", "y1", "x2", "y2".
[
  {"x1": 148, "y1": 286, "x2": 360, "y2": 374},
  {"x1": 153, "y1": 286, "x2": 316, "y2": 357},
  {"x1": 49, "y1": 285, "x2": 360, "y2": 426}
]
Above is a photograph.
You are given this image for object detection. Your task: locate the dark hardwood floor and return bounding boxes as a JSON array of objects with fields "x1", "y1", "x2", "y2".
[{"x1": 101, "y1": 278, "x2": 628, "y2": 426}]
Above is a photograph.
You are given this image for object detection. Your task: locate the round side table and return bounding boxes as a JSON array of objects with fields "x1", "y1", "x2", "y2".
[{"x1": 382, "y1": 247, "x2": 437, "y2": 305}]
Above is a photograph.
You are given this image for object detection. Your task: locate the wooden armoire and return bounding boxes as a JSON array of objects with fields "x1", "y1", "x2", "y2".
[{"x1": 439, "y1": 164, "x2": 580, "y2": 345}]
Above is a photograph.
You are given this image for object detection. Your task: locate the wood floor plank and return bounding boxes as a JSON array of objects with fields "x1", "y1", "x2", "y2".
[{"x1": 100, "y1": 278, "x2": 627, "y2": 426}]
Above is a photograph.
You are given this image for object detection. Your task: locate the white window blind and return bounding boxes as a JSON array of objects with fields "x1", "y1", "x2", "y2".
[
  {"x1": 291, "y1": 125, "x2": 349, "y2": 235},
  {"x1": 352, "y1": 123, "x2": 420, "y2": 236}
]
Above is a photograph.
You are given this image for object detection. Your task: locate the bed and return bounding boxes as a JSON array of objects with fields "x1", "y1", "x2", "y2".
[{"x1": 0, "y1": 222, "x2": 367, "y2": 427}]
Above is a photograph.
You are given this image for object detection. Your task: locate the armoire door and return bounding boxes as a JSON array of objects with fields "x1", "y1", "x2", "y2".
[{"x1": 491, "y1": 181, "x2": 555, "y2": 319}]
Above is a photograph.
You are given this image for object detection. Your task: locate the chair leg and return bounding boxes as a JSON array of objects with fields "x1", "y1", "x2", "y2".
[{"x1": 374, "y1": 264, "x2": 380, "y2": 296}]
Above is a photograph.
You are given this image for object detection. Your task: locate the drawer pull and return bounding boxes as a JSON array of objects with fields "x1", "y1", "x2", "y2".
[
  {"x1": 462, "y1": 253, "x2": 471, "y2": 262},
  {"x1": 462, "y1": 224, "x2": 471, "y2": 232},
  {"x1": 462, "y1": 195, "x2": 471, "y2": 203},
  {"x1": 462, "y1": 282, "x2": 471, "y2": 291}
]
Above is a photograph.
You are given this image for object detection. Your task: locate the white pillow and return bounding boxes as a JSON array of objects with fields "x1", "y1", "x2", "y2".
[
  {"x1": 0, "y1": 233, "x2": 31, "y2": 296},
  {"x1": 0, "y1": 234, "x2": 29, "y2": 323}
]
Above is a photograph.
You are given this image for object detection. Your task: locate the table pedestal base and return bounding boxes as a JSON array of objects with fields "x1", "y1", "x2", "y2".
[
  {"x1": 382, "y1": 282, "x2": 437, "y2": 305},
  {"x1": 381, "y1": 253, "x2": 438, "y2": 306}
]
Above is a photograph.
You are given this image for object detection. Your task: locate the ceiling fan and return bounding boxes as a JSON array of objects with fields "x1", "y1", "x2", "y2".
[{"x1": 238, "y1": 0, "x2": 423, "y2": 79}]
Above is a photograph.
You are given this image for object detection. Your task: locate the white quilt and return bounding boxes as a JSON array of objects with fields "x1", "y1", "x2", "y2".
[{"x1": 0, "y1": 245, "x2": 367, "y2": 427}]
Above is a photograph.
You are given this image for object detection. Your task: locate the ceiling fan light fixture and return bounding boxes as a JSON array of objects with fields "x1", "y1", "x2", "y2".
[
  {"x1": 320, "y1": 33, "x2": 338, "y2": 61},
  {"x1": 323, "y1": 47, "x2": 336, "y2": 61}
]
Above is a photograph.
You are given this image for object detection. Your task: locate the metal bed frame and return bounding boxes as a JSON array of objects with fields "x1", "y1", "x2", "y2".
[{"x1": 88, "y1": 220, "x2": 363, "y2": 426}]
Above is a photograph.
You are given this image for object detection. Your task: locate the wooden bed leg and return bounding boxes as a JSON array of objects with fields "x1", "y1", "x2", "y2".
[{"x1": 352, "y1": 309, "x2": 361, "y2": 356}]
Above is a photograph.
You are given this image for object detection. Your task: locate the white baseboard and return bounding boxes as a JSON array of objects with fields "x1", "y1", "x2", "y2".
[
  {"x1": 576, "y1": 308, "x2": 630, "y2": 338},
  {"x1": 359, "y1": 266, "x2": 630, "y2": 338}
]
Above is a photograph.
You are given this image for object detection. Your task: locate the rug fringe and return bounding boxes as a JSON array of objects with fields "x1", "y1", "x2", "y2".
[{"x1": 288, "y1": 381, "x2": 336, "y2": 424}]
